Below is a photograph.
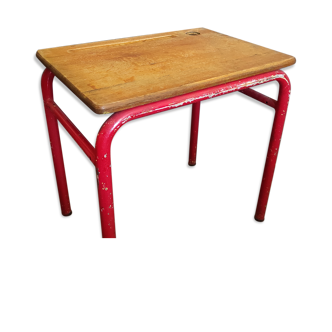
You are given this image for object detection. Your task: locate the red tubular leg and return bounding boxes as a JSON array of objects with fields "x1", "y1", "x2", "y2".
[
  {"x1": 41, "y1": 69, "x2": 72, "y2": 216},
  {"x1": 188, "y1": 102, "x2": 201, "y2": 166},
  {"x1": 254, "y1": 75, "x2": 291, "y2": 221},
  {"x1": 95, "y1": 123, "x2": 116, "y2": 238}
]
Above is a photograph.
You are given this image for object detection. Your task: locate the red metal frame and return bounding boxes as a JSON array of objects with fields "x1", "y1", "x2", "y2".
[{"x1": 41, "y1": 68, "x2": 291, "y2": 238}]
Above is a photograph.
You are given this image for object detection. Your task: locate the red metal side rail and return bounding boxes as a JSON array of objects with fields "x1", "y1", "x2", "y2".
[{"x1": 240, "y1": 89, "x2": 277, "y2": 109}]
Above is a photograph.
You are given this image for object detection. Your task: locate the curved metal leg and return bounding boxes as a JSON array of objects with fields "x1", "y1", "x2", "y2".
[
  {"x1": 95, "y1": 122, "x2": 116, "y2": 238},
  {"x1": 254, "y1": 73, "x2": 293, "y2": 222},
  {"x1": 41, "y1": 69, "x2": 72, "y2": 216}
]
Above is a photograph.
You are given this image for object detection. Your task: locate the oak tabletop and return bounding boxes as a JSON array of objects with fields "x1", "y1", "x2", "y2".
[{"x1": 37, "y1": 28, "x2": 296, "y2": 114}]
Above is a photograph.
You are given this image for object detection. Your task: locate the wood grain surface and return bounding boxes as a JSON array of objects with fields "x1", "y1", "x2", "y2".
[{"x1": 36, "y1": 28, "x2": 296, "y2": 114}]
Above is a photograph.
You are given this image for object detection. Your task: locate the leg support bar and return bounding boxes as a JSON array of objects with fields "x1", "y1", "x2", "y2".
[{"x1": 239, "y1": 88, "x2": 277, "y2": 109}]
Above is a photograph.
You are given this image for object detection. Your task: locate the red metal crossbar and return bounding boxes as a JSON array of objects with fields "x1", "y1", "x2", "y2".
[{"x1": 41, "y1": 68, "x2": 291, "y2": 238}]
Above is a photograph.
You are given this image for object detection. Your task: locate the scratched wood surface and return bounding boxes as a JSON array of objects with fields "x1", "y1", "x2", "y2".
[{"x1": 36, "y1": 28, "x2": 296, "y2": 114}]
